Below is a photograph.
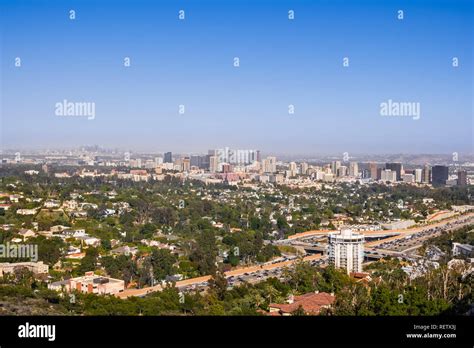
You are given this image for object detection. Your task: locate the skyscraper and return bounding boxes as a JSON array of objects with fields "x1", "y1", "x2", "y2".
[
  {"x1": 331, "y1": 161, "x2": 341, "y2": 176},
  {"x1": 349, "y1": 162, "x2": 359, "y2": 177},
  {"x1": 422, "y1": 164, "x2": 431, "y2": 183},
  {"x1": 432, "y1": 165, "x2": 449, "y2": 187},
  {"x1": 457, "y1": 170, "x2": 467, "y2": 187},
  {"x1": 381, "y1": 169, "x2": 397, "y2": 182},
  {"x1": 328, "y1": 229, "x2": 365, "y2": 274},
  {"x1": 301, "y1": 162, "x2": 309, "y2": 175},
  {"x1": 385, "y1": 163, "x2": 402, "y2": 181},
  {"x1": 190, "y1": 155, "x2": 201, "y2": 168},
  {"x1": 369, "y1": 162, "x2": 378, "y2": 180},
  {"x1": 289, "y1": 162, "x2": 297, "y2": 176},
  {"x1": 164, "y1": 152, "x2": 172, "y2": 163},
  {"x1": 414, "y1": 168, "x2": 423, "y2": 183},
  {"x1": 209, "y1": 156, "x2": 219, "y2": 173},
  {"x1": 337, "y1": 166, "x2": 348, "y2": 177}
]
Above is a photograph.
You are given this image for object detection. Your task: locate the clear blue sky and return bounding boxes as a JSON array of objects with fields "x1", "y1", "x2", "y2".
[{"x1": 1, "y1": 0, "x2": 472, "y2": 154}]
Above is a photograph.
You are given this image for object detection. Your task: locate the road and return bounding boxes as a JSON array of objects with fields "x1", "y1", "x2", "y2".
[{"x1": 116, "y1": 254, "x2": 322, "y2": 298}]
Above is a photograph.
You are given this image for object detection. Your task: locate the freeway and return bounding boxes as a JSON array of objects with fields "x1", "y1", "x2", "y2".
[{"x1": 288, "y1": 212, "x2": 474, "y2": 241}]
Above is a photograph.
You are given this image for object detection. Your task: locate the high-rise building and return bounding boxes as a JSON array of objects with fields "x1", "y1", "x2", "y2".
[
  {"x1": 328, "y1": 229, "x2": 365, "y2": 274},
  {"x1": 262, "y1": 157, "x2": 277, "y2": 173},
  {"x1": 300, "y1": 162, "x2": 309, "y2": 175},
  {"x1": 349, "y1": 162, "x2": 359, "y2": 177},
  {"x1": 209, "y1": 156, "x2": 219, "y2": 173},
  {"x1": 369, "y1": 162, "x2": 378, "y2": 180},
  {"x1": 457, "y1": 170, "x2": 468, "y2": 187},
  {"x1": 422, "y1": 164, "x2": 431, "y2": 183},
  {"x1": 301, "y1": 162, "x2": 308, "y2": 175},
  {"x1": 182, "y1": 157, "x2": 191, "y2": 172},
  {"x1": 381, "y1": 169, "x2": 397, "y2": 182},
  {"x1": 289, "y1": 162, "x2": 297, "y2": 176},
  {"x1": 164, "y1": 152, "x2": 173, "y2": 163},
  {"x1": 414, "y1": 168, "x2": 423, "y2": 183},
  {"x1": 385, "y1": 163, "x2": 402, "y2": 181},
  {"x1": 361, "y1": 169, "x2": 370, "y2": 179},
  {"x1": 331, "y1": 161, "x2": 341, "y2": 176},
  {"x1": 337, "y1": 166, "x2": 348, "y2": 177},
  {"x1": 190, "y1": 155, "x2": 201, "y2": 168},
  {"x1": 432, "y1": 165, "x2": 449, "y2": 187}
]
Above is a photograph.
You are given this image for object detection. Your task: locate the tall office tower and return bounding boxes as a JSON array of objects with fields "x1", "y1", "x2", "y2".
[
  {"x1": 361, "y1": 169, "x2": 370, "y2": 179},
  {"x1": 182, "y1": 157, "x2": 191, "y2": 172},
  {"x1": 457, "y1": 170, "x2": 468, "y2": 187},
  {"x1": 164, "y1": 152, "x2": 173, "y2": 163},
  {"x1": 414, "y1": 168, "x2": 423, "y2": 183},
  {"x1": 301, "y1": 162, "x2": 309, "y2": 175},
  {"x1": 385, "y1": 163, "x2": 402, "y2": 181},
  {"x1": 331, "y1": 161, "x2": 341, "y2": 175},
  {"x1": 432, "y1": 165, "x2": 449, "y2": 187},
  {"x1": 422, "y1": 164, "x2": 431, "y2": 183},
  {"x1": 369, "y1": 162, "x2": 378, "y2": 179},
  {"x1": 209, "y1": 155, "x2": 219, "y2": 173},
  {"x1": 289, "y1": 162, "x2": 297, "y2": 176},
  {"x1": 256, "y1": 150, "x2": 261, "y2": 163},
  {"x1": 337, "y1": 166, "x2": 348, "y2": 177},
  {"x1": 349, "y1": 162, "x2": 359, "y2": 177},
  {"x1": 381, "y1": 169, "x2": 397, "y2": 182},
  {"x1": 328, "y1": 229, "x2": 365, "y2": 274}
]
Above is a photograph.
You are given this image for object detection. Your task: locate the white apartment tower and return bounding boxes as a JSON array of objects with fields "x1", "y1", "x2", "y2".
[{"x1": 328, "y1": 229, "x2": 365, "y2": 273}]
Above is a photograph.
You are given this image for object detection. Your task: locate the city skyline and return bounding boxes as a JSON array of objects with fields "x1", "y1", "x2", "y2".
[{"x1": 1, "y1": 0, "x2": 473, "y2": 154}]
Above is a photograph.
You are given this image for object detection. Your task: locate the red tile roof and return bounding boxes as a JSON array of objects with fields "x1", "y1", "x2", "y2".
[{"x1": 269, "y1": 292, "x2": 335, "y2": 315}]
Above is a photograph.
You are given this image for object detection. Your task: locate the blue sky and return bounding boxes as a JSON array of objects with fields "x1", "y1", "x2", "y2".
[{"x1": 1, "y1": 0, "x2": 472, "y2": 154}]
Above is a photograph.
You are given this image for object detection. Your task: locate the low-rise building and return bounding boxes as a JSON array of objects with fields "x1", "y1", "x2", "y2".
[
  {"x1": 0, "y1": 261, "x2": 49, "y2": 276},
  {"x1": 48, "y1": 272, "x2": 124, "y2": 295},
  {"x1": 452, "y1": 243, "x2": 474, "y2": 258}
]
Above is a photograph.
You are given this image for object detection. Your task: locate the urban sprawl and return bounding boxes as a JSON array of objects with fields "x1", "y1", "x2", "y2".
[{"x1": 0, "y1": 147, "x2": 472, "y2": 316}]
